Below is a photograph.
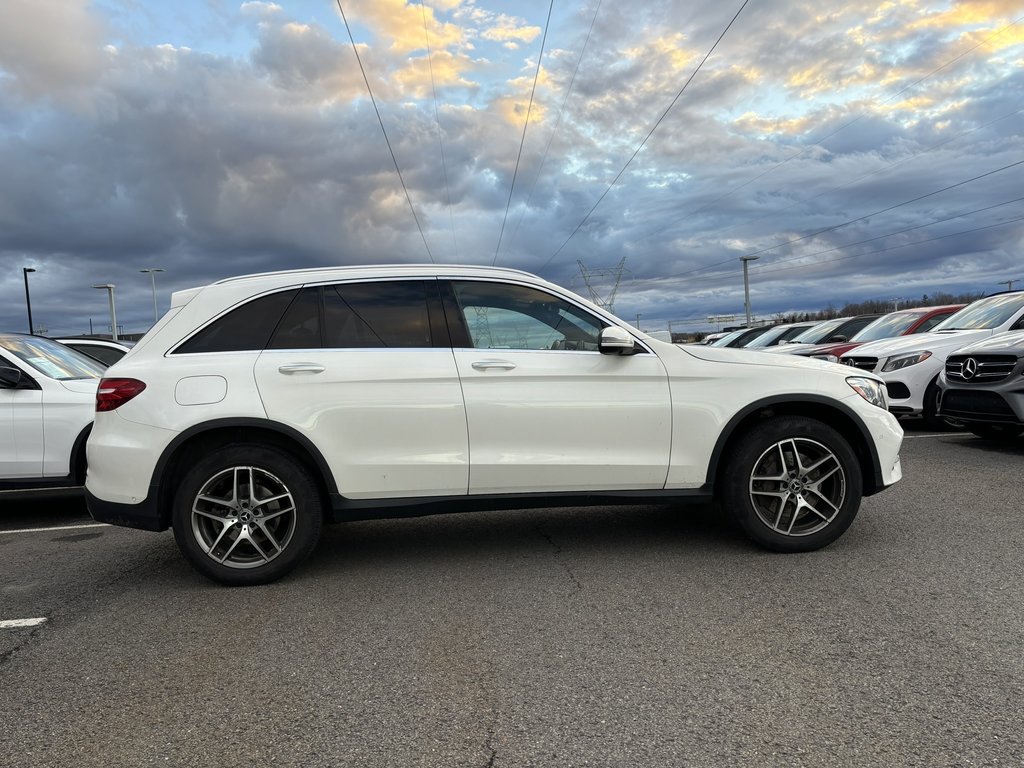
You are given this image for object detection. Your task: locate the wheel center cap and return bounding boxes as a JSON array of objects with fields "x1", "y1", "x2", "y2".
[
  {"x1": 789, "y1": 479, "x2": 805, "y2": 492},
  {"x1": 239, "y1": 510, "x2": 254, "y2": 523}
]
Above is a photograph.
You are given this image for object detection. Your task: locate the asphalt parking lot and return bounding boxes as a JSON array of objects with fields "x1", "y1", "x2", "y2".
[{"x1": 1, "y1": 425, "x2": 1022, "y2": 767}]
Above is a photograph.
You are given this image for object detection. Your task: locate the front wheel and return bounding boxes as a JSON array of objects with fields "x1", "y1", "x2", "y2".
[
  {"x1": 172, "y1": 444, "x2": 324, "y2": 586},
  {"x1": 720, "y1": 416, "x2": 863, "y2": 552}
]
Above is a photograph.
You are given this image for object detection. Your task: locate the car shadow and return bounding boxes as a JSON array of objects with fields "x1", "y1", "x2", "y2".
[{"x1": 298, "y1": 502, "x2": 747, "y2": 579}]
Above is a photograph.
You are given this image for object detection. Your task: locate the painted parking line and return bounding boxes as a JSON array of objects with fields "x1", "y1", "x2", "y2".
[
  {"x1": 0, "y1": 618, "x2": 47, "y2": 629},
  {"x1": 902, "y1": 433, "x2": 974, "y2": 439},
  {"x1": 0, "y1": 523, "x2": 109, "y2": 535}
]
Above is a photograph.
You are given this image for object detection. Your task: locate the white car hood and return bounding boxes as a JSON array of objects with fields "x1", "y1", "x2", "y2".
[
  {"x1": 844, "y1": 328, "x2": 994, "y2": 358},
  {"x1": 950, "y1": 329, "x2": 1024, "y2": 354},
  {"x1": 681, "y1": 344, "x2": 842, "y2": 372}
]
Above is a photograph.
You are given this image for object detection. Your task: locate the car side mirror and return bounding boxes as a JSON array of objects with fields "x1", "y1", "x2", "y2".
[
  {"x1": 599, "y1": 326, "x2": 636, "y2": 355},
  {"x1": 0, "y1": 365, "x2": 23, "y2": 388},
  {"x1": 828, "y1": 335, "x2": 848, "y2": 343}
]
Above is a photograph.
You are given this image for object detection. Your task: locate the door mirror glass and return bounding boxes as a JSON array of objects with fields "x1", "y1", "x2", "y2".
[{"x1": 599, "y1": 326, "x2": 636, "y2": 355}]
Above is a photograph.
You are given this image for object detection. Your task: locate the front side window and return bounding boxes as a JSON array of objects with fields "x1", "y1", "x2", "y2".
[{"x1": 450, "y1": 281, "x2": 604, "y2": 351}]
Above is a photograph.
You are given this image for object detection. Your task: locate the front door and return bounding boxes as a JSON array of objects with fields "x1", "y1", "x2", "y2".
[{"x1": 443, "y1": 280, "x2": 672, "y2": 495}]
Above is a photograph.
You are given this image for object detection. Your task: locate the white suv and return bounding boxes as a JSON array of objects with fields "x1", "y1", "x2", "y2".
[
  {"x1": 85, "y1": 265, "x2": 904, "y2": 585},
  {"x1": 840, "y1": 292, "x2": 1024, "y2": 426}
]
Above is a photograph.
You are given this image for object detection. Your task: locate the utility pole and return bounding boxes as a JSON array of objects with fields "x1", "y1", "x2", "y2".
[
  {"x1": 575, "y1": 257, "x2": 628, "y2": 314},
  {"x1": 998, "y1": 279, "x2": 1022, "y2": 292},
  {"x1": 740, "y1": 255, "x2": 759, "y2": 325},
  {"x1": 93, "y1": 284, "x2": 119, "y2": 341},
  {"x1": 23, "y1": 267, "x2": 36, "y2": 334},
  {"x1": 140, "y1": 268, "x2": 165, "y2": 325},
  {"x1": 635, "y1": 313, "x2": 642, "y2": 330}
]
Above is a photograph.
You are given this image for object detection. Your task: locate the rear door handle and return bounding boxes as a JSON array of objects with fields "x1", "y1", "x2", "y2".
[
  {"x1": 471, "y1": 360, "x2": 517, "y2": 371},
  {"x1": 278, "y1": 363, "x2": 326, "y2": 375}
]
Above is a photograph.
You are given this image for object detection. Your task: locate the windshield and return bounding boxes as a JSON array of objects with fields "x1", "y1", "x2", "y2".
[
  {"x1": 710, "y1": 329, "x2": 747, "y2": 347},
  {"x1": 746, "y1": 324, "x2": 810, "y2": 348},
  {"x1": 933, "y1": 293, "x2": 1024, "y2": 331},
  {"x1": 790, "y1": 318, "x2": 845, "y2": 344},
  {"x1": 851, "y1": 312, "x2": 921, "y2": 342},
  {"x1": 0, "y1": 335, "x2": 105, "y2": 380}
]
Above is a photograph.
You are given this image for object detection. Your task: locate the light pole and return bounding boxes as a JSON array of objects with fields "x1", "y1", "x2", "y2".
[
  {"x1": 140, "y1": 268, "x2": 165, "y2": 325},
  {"x1": 23, "y1": 267, "x2": 36, "y2": 334},
  {"x1": 998, "y1": 279, "x2": 1022, "y2": 292},
  {"x1": 635, "y1": 313, "x2": 642, "y2": 330},
  {"x1": 93, "y1": 284, "x2": 119, "y2": 341},
  {"x1": 740, "y1": 255, "x2": 759, "y2": 325}
]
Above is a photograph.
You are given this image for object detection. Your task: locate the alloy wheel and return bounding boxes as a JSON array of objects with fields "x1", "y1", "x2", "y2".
[
  {"x1": 748, "y1": 438, "x2": 847, "y2": 537},
  {"x1": 190, "y1": 466, "x2": 297, "y2": 569}
]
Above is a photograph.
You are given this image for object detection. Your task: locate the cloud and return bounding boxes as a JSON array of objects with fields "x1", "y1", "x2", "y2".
[
  {"x1": 0, "y1": 0, "x2": 105, "y2": 103},
  {"x1": 0, "y1": 0, "x2": 1022, "y2": 336}
]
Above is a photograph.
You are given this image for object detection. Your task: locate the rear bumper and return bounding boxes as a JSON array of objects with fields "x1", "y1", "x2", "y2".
[{"x1": 85, "y1": 487, "x2": 165, "y2": 532}]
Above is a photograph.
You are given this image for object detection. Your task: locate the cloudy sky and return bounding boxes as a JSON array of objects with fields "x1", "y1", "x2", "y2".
[{"x1": 0, "y1": 0, "x2": 1021, "y2": 336}]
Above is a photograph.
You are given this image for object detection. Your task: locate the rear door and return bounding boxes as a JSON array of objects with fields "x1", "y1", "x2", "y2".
[{"x1": 254, "y1": 280, "x2": 469, "y2": 500}]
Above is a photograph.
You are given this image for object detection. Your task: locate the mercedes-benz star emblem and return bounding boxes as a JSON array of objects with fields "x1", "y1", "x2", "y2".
[{"x1": 962, "y1": 357, "x2": 978, "y2": 380}]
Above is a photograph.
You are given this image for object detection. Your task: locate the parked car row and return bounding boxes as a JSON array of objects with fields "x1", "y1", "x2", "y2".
[{"x1": 697, "y1": 294, "x2": 1024, "y2": 433}]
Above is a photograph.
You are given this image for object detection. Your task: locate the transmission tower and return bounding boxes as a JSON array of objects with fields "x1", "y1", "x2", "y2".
[{"x1": 575, "y1": 257, "x2": 628, "y2": 314}]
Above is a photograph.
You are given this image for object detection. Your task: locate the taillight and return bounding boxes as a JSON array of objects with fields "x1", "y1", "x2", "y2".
[{"x1": 96, "y1": 378, "x2": 147, "y2": 412}]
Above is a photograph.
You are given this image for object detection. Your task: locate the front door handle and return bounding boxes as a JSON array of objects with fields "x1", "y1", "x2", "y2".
[
  {"x1": 471, "y1": 360, "x2": 517, "y2": 371},
  {"x1": 278, "y1": 363, "x2": 326, "y2": 375}
]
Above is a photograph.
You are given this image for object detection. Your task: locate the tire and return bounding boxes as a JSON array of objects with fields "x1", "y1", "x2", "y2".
[
  {"x1": 922, "y1": 380, "x2": 945, "y2": 430},
  {"x1": 967, "y1": 423, "x2": 1024, "y2": 442},
  {"x1": 171, "y1": 444, "x2": 324, "y2": 586},
  {"x1": 719, "y1": 416, "x2": 863, "y2": 553}
]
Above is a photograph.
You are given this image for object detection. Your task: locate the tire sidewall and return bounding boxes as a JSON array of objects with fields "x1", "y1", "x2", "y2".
[
  {"x1": 171, "y1": 444, "x2": 324, "y2": 586},
  {"x1": 721, "y1": 416, "x2": 864, "y2": 553}
]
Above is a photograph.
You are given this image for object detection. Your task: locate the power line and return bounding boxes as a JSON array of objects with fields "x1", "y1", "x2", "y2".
[
  {"x1": 493, "y1": 0, "x2": 555, "y2": 265},
  {"x1": 502, "y1": 0, "x2": 603, "y2": 260},
  {"x1": 335, "y1": 0, "x2": 434, "y2": 263},
  {"x1": 539, "y1": 0, "x2": 752, "y2": 272},
  {"x1": 421, "y1": 0, "x2": 458, "y2": 262},
  {"x1": 735, "y1": 158, "x2": 1024, "y2": 262},
  {"x1": 634, "y1": 106, "x2": 1024, "y2": 249},
  {"x1": 625, "y1": 195, "x2": 1024, "y2": 292},
  {"x1": 634, "y1": 15, "x2": 1024, "y2": 245},
  {"x1": 750, "y1": 215, "x2": 1024, "y2": 281},
  {"x1": 632, "y1": 211, "x2": 1024, "y2": 293}
]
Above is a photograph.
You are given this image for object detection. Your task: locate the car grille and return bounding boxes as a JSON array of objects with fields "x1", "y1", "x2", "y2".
[
  {"x1": 939, "y1": 390, "x2": 1018, "y2": 421},
  {"x1": 842, "y1": 356, "x2": 877, "y2": 371},
  {"x1": 945, "y1": 354, "x2": 1020, "y2": 384}
]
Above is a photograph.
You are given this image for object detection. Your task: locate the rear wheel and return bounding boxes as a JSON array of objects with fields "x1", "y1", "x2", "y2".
[
  {"x1": 967, "y1": 423, "x2": 1024, "y2": 442},
  {"x1": 720, "y1": 416, "x2": 863, "y2": 552},
  {"x1": 171, "y1": 444, "x2": 324, "y2": 586}
]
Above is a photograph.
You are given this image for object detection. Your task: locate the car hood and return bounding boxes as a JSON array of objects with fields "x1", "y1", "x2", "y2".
[
  {"x1": 59, "y1": 378, "x2": 101, "y2": 395},
  {"x1": 681, "y1": 343, "x2": 847, "y2": 373},
  {"x1": 763, "y1": 342, "x2": 816, "y2": 354},
  {"x1": 946, "y1": 329, "x2": 1024, "y2": 356},
  {"x1": 843, "y1": 328, "x2": 994, "y2": 358}
]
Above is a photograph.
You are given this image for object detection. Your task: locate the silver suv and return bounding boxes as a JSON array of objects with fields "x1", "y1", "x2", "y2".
[{"x1": 938, "y1": 330, "x2": 1024, "y2": 441}]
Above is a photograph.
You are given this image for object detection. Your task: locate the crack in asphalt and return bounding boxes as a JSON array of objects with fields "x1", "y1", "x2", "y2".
[{"x1": 536, "y1": 525, "x2": 583, "y2": 594}]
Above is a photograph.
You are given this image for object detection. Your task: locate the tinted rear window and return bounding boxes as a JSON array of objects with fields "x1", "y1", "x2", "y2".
[{"x1": 176, "y1": 290, "x2": 298, "y2": 354}]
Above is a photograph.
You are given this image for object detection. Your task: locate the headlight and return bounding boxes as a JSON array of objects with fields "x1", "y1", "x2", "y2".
[
  {"x1": 847, "y1": 376, "x2": 887, "y2": 409},
  {"x1": 881, "y1": 351, "x2": 932, "y2": 372}
]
